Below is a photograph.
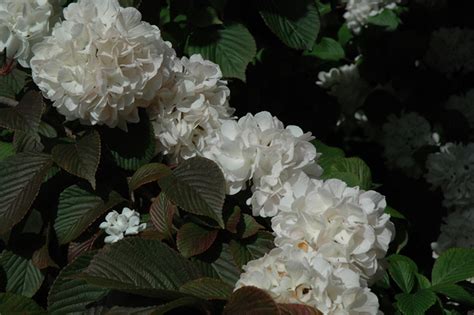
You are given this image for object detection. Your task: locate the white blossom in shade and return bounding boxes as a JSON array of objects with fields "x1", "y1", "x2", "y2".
[
  {"x1": 426, "y1": 143, "x2": 474, "y2": 209},
  {"x1": 341, "y1": 0, "x2": 401, "y2": 34},
  {"x1": 424, "y1": 28, "x2": 474, "y2": 76},
  {"x1": 30, "y1": 0, "x2": 178, "y2": 129},
  {"x1": 445, "y1": 89, "x2": 474, "y2": 129},
  {"x1": 99, "y1": 207, "x2": 146, "y2": 244},
  {"x1": 150, "y1": 54, "x2": 234, "y2": 162},
  {"x1": 0, "y1": 0, "x2": 60, "y2": 68},
  {"x1": 316, "y1": 63, "x2": 371, "y2": 115},
  {"x1": 382, "y1": 112, "x2": 437, "y2": 178},
  {"x1": 235, "y1": 244, "x2": 380, "y2": 314},
  {"x1": 271, "y1": 176, "x2": 395, "y2": 282}
]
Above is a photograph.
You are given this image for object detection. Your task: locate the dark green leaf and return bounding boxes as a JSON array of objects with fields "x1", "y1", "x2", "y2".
[
  {"x1": 225, "y1": 206, "x2": 241, "y2": 234},
  {"x1": 321, "y1": 157, "x2": 372, "y2": 190},
  {"x1": 259, "y1": 0, "x2": 320, "y2": 50},
  {"x1": 177, "y1": 222, "x2": 219, "y2": 258},
  {"x1": 0, "y1": 141, "x2": 14, "y2": 161},
  {"x1": 230, "y1": 232, "x2": 274, "y2": 268},
  {"x1": 432, "y1": 283, "x2": 474, "y2": 305},
  {"x1": 388, "y1": 255, "x2": 418, "y2": 293},
  {"x1": 186, "y1": 23, "x2": 256, "y2": 81},
  {"x1": 0, "y1": 153, "x2": 52, "y2": 234},
  {"x1": 0, "y1": 91, "x2": 44, "y2": 133},
  {"x1": 0, "y1": 292, "x2": 45, "y2": 314},
  {"x1": 0, "y1": 251, "x2": 44, "y2": 298},
  {"x1": 52, "y1": 131, "x2": 101, "y2": 189},
  {"x1": 432, "y1": 248, "x2": 474, "y2": 286},
  {"x1": 211, "y1": 244, "x2": 241, "y2": 286},
  {"x1": 54, "y1": 185, "x2": 125, "y2": 245},
  {"x1": 395, "y1": 290, "x2": 437, "y2": 315},
  {"x1": 385, "y1": 206, "x2": 406, "y2": 220},
  {"x1": 179, "y1": 277, "x2": 233, "y2": 300},
  {"x1": 128, "y1": 163, "x2": 171, "y2": 192},
  {"x1": 307, "y1": 37, "x2": 345, "y2": 61},
  {"x1": 367, "y1": 9, "x2": 400, "y2": 31},
  {"x1": 338, "y1": 24, "x2": 353, "y2": 46},
  {"x1": 0, "y1": 68, "x2": 27, "y2": 99},
  {"x1": 158, "y1": 157, "x2": 226, "y2": 227},
  {"x1": 238, "y1": 214, "x2": 264, "y2": 239}
]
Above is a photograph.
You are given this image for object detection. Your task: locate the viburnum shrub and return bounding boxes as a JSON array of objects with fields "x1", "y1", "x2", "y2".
[{"x1": 0, "y1": 0, "x2": 473, "y2": 314}]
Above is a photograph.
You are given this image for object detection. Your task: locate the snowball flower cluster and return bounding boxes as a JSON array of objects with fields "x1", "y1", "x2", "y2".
[
  {"x1": 0, "y1": 0, "x2": 60, "y2": 68},
  {"x1": 271, "y1": 174, "x2": 395, "y2": 282},
  {"x1": 235, "y1": 244, "x2": 380, "y2": 314},
  {"x1": 424, "y1": 28, "x2": 474, "y2": 76},
  {"x1": 426, "y1": 143, "x2": 474, "y2": 209},
  {"x1": 445, "y1": 89, "x2": 474, "y2": 129},
  {"x1": 202, "y1": 111, "x2": 322, "y2": 217},
  {"x1": 99, "y1": 207, "x2": 146, "y2": 244},
  {"x1": 382, "y1": 112, "x2": 438, "y2": 178},
  {"x1": 150, "y1": 54, "x2": 234, "y2": 162},
  {"x1": 30, "y1": 0, "x2": 178, "y2": 129},
  {"x1": 342, "y1": 0, "x2": 401, "y2": 34},
  {"x1": 317, "y1": 62, "x2": 371, "y2": 115}
]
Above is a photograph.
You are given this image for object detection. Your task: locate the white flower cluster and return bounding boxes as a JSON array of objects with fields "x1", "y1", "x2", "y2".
[
  {"x1": 445, "y1": 89, "x2": 474, "y2": 129},
  {"x1": 235, "y1": 244, "x2": 380, "y2": 314},
  {"x1": 271, "y1": 175, "x2": 395, "y2": 281},
  {"x1": 317, "y1": 62, "x2": 371, "y2": 115},
  {"x1": 0, "y1": 0, "x2": 60, "y2": 68},
  {"x1": 31, "y1": 0, "x2": 178, "y2": 129},
  {"x1": 342, "y1": 0, "x2": 401, "y2": 34},
  {"x1": 99, "y1": 207, "x2": 146, "y2": 244},
  {"x1": 426, "y1": 143, "x2": 474, "y2": 209},
  {"x1": 424, "y1": 28, "x2": 474, "y2": 76},
  {"x1": 150, "y1": 54, "x2": 234, "y2": 162},
  {"x1": 431, "y1": 208, "x2": 474, "y2": 259},
  {"x1": 202, "y1": 111, "x2": 322, "y2": 217},
  {"x1": 382, "y1": 112, "x2": 439, "y2": 178}
]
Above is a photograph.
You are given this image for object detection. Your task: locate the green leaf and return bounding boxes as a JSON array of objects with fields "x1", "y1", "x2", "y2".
[
  {"x1": 238, "y1": 214, "x2": 264, "y2": 239},
  {"x1": 395, "y1": 290, "x2": 437, "y2": 315},
  {"x1": 0, "y1": 67, "x2": 27, "y2": 99},
  {"x1": 0, "y1": 141, "x2": 14, "y2": 161},
  {"x1": 210, "y1": 244, "x2": 241, "y2": 286},
  {"x1": 149, "y1": 193, "x2": 176, "y2": 240},
  {"x1": 179, "y1": 277, "x2": 233, "y2": 300},
  {"x1": 177, "y1": 222, "x2": 219, "y2": 258},
  {"x1": 52, "y1": 130, "x2": 101, "y2": 189},
  {"x1": 338, "y1": 24, "x2": 353, "y2": 46},
  {"x1": 307, "y1": 37, "x2": 345, "y2": 61},
  {"x1": 118, "y1": 0, "x2": 141, "y2": 7},
  {"x1": 158, "y1": 156, "x2": 226, "y2": 228},
  {"x1": 0, "y1": 91, "x2": 44, "y2": 133},
  {"x1": 259, "y1": 0, "x2": 320, "y2": 50},
  {"x1": 0, "y1": 251, "x2": 44, "y2": 298},
  {"x1": 432, "y1": 248, "x2": 474, "y2": 286},
  {"x1": 388, "y1": 255, "x2": 418, "y2": 293},
  {"x1": 223, "y1": 286, "x2": 280, "y2": 315},
  {"x1": 432, "y1": 283, "x2": 474, "y2": 305},
  {"x1": 13, "y1": 131, "x2": 44, "y2": 153},
  {"x1": 54, "y1": 185, "x2": 125, "y2": 245},
  {"x1": 0, "y1": 153, "x2": 52, "y2": 234},
  {"x1": 385, "y1": 206, "x2": 406, "y2": 220},
  {"x1": 186, "y1": 23, "x2": 256, "y2": 81},
  {"x1": 311, "y1": 139, "x2": 345, "y2": 170},
  {"x1": 48, "y1": 252, "x2": 109, "y2": 315},
  {"x1": 0, "y1": 292, "x2": 45, "y2": 314},
  {"x1": 321, "y1": 157, "x2": 372, "y2": 190},
  {"x1": 416, "y1": 273, "x2": 431, "y2": 290},
  {"x1": 190, "y1": 6, "x2": 223, "y2": 27},
  {"x1": 230, "y1": 232, "x2": 274, "y2": 268},
  {"x1": 101, "y1": 112, "x2": 156, "y2": 171},
  {"x1": 128, "y1": 163, "x2": 171, "y2": 192},
  {"x1": 77, "y1": 238, "x2": 204, "y2": 297},
  {"x1": 367, "y1": 9, "x2": 400, "y2": 31},
  {"x1": 224, "y1": 206, "x2": 241, "y2": 234}
]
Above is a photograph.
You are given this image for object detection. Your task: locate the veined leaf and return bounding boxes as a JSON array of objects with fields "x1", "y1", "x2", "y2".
[
  {"x1": 150, "y1": 193, "x2": 176, "y2": 240},
  {"x1": 432, "y1": 248, "x2": 474, "y2": 286},
  {"x1": 0, "y1": 141, "x2": 14, "y2": 161},
  {"x1": 0, "y1": 292, "x2": 45, "y2": 314},
  {"x1": 128, "y1": 163, "x2": 171, "y2": 192},
  {"x1": 177, "y1": 222, "x2": 219, "y2": 258},
  {"x1": 223, "y1": 286, "x2": 279, "y2": 315},
  {"x1": 0, "y1": 91, "x2": 43, "y2": 132},
  {"x1": 388, "y1": 255, "x2": 418, "y2": 293},
  {"x1": 0, "y1": 251, "x2": 44, "y2": 298},
  {"x1": 179, "y1": 277, "x2": 233, "y2": 300},
  {"x1": 395, "y1": 290, "x2": 436, "y2": 315}
]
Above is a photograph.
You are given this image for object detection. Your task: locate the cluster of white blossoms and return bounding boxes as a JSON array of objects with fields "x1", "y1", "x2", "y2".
[
  {"x1": 202, "y1": 111, "x2": 322, "y2": 217},
  {"x1": 382, "y1": 112, "x2": 439, "y2": 178},
  {"x1": 425, "y1": 143, "x2": 474, "y2": 209},
  {"x1": 271, "y1": 175, "x2": 395, "y2": 282},
  {"x1": 150, "y1": 54, "x2": 234, "y2": 162},
  {"x1": 445, "y1": 89, "x2": 474, "y2": 129},
  {"x1": 342, "y1": 0, "x2": 401, "y2": 34},
  {"x1": 99, "y1": 207, "x2": 146, "y2": 244},
  {"x1": 317, "y1": 62, "x2": 371, "y2": 115},
  {"x1": 431, "y1": 208, "x2": 474, "y2": 259},
  {"x1": 30, "y1": 0, "x2": 179, "y2": 129},
  {"x1": 235, "y1": 244, "x2": 380, "y2": 314},
  {"x1": 0, "y1": 0, "x2": 60, "y2": 68},
  {"x1": 424, "y1": 28, "x2": 474, "y2": 76}
]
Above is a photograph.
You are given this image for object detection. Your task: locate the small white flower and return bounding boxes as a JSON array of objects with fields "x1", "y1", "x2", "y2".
[
  {"x1": 99, "y1": 207, "x2": 146, "y2": 244},
  {"x1": 271, "y1": 176, "x2": 395, "y2": 282},
  {"x1": 317, "y1": 62, "x2": 371, "y2": 115},
  {"x1": 342, "y1": 0, "x2": 401, "y2": 34},
  {"x1": 382, "y1": 112, "x2": 436, "y2": 178},
  {"x1": 30, "y1": 0, "x2": 179, "y2": 129},
  {"x1": 235, "y1": 244, "x2": 380, "y2": 314},
  {"x1": 150, "y1": 54, "x2": 234, "y2": 162},
  {"x1": 426, "y1": 143, "x2": 474, "y2": 209},
  {"x1": 424, "y1": 28, "x2": 474, "y2": 76},
  {"x1": 0, "y1": 0, "x2": 60, "y2": 68}
]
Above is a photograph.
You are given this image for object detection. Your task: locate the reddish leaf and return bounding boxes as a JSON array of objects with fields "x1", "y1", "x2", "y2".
[
  {"x1": 278, "y1": 304, "x2": 322, "y2": 315},
  {"x1": 177, "y1": 222, "x2": 219, "y2": 258},
  {"x1": 225, "y1": 206, "x2": 241, "y2": 234},
  {"x1": 238, "y1": 214, "x2": 264, "y2": 239},
  {"x1": 149, "y1": 193, "x2": 176, "y2": 240},
  {"x1": 128, "y1": 163, "x2": 171, "y2": 192},
  {"x1": 32, "y1": 244, "x2": 58, "y2": 270},
  {"x1": 223, "y1": 286, "x2": 280, "y2": 315},
  {"x1": 67, "y1": 231, "x2": 102, "y2": 263}
]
